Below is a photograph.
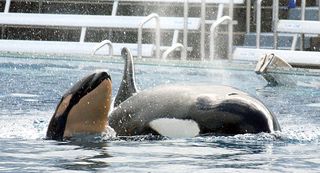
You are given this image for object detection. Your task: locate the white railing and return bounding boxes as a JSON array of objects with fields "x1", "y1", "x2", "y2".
[
  {"x1": 248, "y1": 0, "x2": 278, "y2": 48},
  {"x1": 199, "y1": 0, "x2": 235, "y2": 60},
  {"x1": 3, "y1": 0, "x2": 241, "y2": 60},
  {"x1": 227, "y1": 0, "x2": 234, "y2": 59},
  {"x1": 79, "y1": 27, "x2": 87, "y2": 43},
  {"x1": 300, "y1": 0, "x2": 306, "y2": 50},
  {"x1": 272, "y1": 0, "x2": 279, "y2": 49},
  {"x1": 256, "y1": 0, "x2": 263, "y2": 49},
  {"x1": 253, "y1": 0, "x2": 306, "y2": 50},
  {"x1": 254, "y1": 0, "x2": 313, "y2": 51},
  {"x1": 93, "y1": 40, "x2": 114, "y2": 57},
  {"x1": 162, "y1": 43, "x2": 184, "y2": 59},
  {"x1": 200, "y1": 0, "x2": 206, "y2": 61},
  {"x1": 210, "y1": 16, "x2": 232, "y2": 60},
  {"x1": 274, "y1": 0, "x2": 306, "y2": 51},
  {"x1": 112, "y1": 0, "x2": 119, "y2": 16},
  {"x1": 137, "y1": 13, "x2": 160, "y2": 59},
  {"x1": 182, "y1": 0, "x2": 188, "y2": 60},
  {"x1": 246, "y1": 0, "x2": 251, "y2": 33},
  {"x1": 291, "y1": 34, "x2": 298, "y2": 50},
  {"x1": 4, "y1": 0, "x2": 11, "y2": 13}
]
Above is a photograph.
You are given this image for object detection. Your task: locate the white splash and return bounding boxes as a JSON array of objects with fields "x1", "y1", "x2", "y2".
[
  {"x1": 0, "y1": 110, "x2": 49, "y2": 139},
  {"x1": 306, "y1": 103, "x2": 320, "y2": 108},
  {"x1": 9, "y1": 93, "x2": 39, "y2": 98}
]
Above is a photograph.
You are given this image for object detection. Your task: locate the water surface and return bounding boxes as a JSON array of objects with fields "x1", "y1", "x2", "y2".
[{"x1": 0, "y1": 55, "x2": 319, "y2": 172}]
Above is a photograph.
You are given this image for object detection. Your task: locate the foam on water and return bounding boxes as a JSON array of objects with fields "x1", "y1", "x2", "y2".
[
  {"x1": 280, "y1": 127, "x2": 320, "y2": 143},
  {"x1": 9, "y1": 93, "x2": 40, "y2": 98},
  {"x1": 1, "y1": 109, "x2": 319, "y2": 144},
  {"x1": 0, "y1": 110, "x2": 49, "y2": 139},
  {"x1": 307, "y1": 103, "x2": 320, "y2": 107}
]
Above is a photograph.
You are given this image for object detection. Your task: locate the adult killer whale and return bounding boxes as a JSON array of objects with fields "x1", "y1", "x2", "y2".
[
  {"x1": 109, "y1": 48, "x2": 281, "y2": 137},
  {"x1": 46, "y1": 47, "x2": 281, "y2": 140},
  {"x1": 46, "y1": 72, "x2": 112, "y2": 140}
]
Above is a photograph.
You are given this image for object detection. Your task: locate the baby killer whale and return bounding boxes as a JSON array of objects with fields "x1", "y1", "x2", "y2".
[{"x1": 46, "y1": 72, "x2": 112, "y2": 140}]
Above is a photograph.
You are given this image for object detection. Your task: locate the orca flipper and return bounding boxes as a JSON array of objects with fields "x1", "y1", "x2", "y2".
[{"x1": 114, "y1": 47, "x2": 138, "y2": 107}]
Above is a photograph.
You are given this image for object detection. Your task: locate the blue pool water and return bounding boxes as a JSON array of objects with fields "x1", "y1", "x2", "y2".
[{"x1": 0, "y1": 55, "x2": 320, "y2": 172}]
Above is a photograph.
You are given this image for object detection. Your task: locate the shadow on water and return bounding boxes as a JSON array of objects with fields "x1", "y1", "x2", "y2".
[
  {"x1": 46, "y1": 135, "x2": 165, "y2": 172},
  {"x1": 50, "y1": 140, "x2": 112, "y2": 171},
  {"x1": 47, "y1": 133, "x2": 274, "y2": 170},
  {"x1": 192, "y1": 135, "x2": 282, "y2": 169}
]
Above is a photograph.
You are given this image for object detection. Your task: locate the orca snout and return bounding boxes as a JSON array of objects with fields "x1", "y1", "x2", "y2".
[
  {"x1": 80, "y1": 71, "x2": 112, "y2": 96},
  {"x1": 91, "y1": 71, "x2": 111, "y2": 87}
]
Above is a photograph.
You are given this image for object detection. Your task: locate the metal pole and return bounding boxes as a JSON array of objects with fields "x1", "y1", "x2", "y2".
[
  {"x1": 246, "y1": 0, "x2": 251, "y2": 33},
  {"x1": 138, "y1": 13, "x2": 160, "y2": 59},
  {"x1": 155, "y1": 18, "x2": 161, "y2": 59},
  {"x1": 272, "y1": 0, "x2": 279, "y2": 49},
  {"x1": 182, "y1": 0, "x2": 188, "y2": 60},
  {"x1": 109, "y1": 0, "x2": 119, "y2": 41},
  {"x1": 217, "y1": 4, "x2": 224, "y2": 19},
  {"x1": 291, "y1": 34, "x2": 298, "y2": 50},
  {"x1": 93, "y1": 40, "x2": 114, "y2": 57},
  {"x1": 162, "y1": 43, "x2": 184, "y2": 60},
  {"x1": 210, "y1": 16, "x2": 232, "y2": 60},
  {"x1": 256, "y1": 0, "x2": 262, "y2": 49},
  {"x1": 228, "y1": 0, "x2": 234, "y2": 59},
  {"x1": 300, "y1": 0, "x2": 306, "y2": 51},
  {"x1": 2, "y1": 0, "x2": 11, "y2": 39},
  {"x1": 111, "y1": 0, "x2": 119, "y2": 16},
  {"x1": 200, "y1": 0, "x2": 206, "y2": 61},
  {"x1": 38, "y1": 0, "x2": 43, "y2": 13},
  {"x1": 4, "y1": 0, "x2": 11, "y2": 13},
  {"x1": 319, "y1": 0, "x2": 320, "y2": 21},
  {"x1": 79, "y1": 27, "x2": 87, "y2": 43}
]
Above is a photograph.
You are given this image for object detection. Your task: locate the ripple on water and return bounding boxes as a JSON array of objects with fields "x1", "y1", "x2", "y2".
[{"x1": 0, "y1": 56, "x2": 320, "y2": 172}]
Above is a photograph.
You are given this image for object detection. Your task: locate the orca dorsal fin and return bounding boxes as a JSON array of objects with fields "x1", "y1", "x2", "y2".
[{"x1": 114, "y1": 47, "x2": 138, "y2": 107}]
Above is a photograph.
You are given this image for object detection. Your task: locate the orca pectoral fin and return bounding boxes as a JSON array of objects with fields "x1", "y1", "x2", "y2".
[{"x1": 114, "y1": 47, "x2": 138, "y2": 107}]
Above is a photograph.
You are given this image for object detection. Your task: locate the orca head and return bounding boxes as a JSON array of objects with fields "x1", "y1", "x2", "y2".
[
  {"x1": 194, "y1": 93, "x2": 281, "y2": 135},
  {"x1": 46, "y1": 71, "x2": 112, "y2": 140}
]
